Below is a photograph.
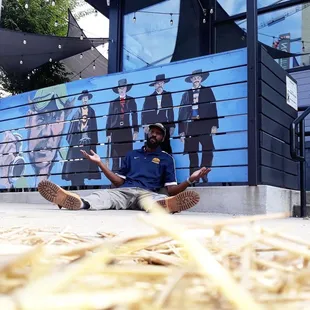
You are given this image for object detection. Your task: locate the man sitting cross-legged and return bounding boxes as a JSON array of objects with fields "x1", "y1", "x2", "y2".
[{"x1": 38, "y1": 123, "x2": 210, "y2": 213}]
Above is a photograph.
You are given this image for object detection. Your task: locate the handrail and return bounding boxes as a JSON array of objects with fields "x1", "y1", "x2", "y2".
[
  {"x1": 290, "y1": 105, "x2": 310, "y2": 161},
  {"x1": 293, "y1": 105, "x2": 310, "y2": 126},
  {"x1": 290, "y1": 106, "x2": 310, "y2": 218},
  {"x1": 298, "y1": 106, "x2": 308, "y2": 112},
  {"x1": 290, "y1": 123, "x2": 303, "y2": 161}
]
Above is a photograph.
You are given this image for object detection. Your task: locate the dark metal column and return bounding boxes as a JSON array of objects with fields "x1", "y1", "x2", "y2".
[
  {"x1": 208, "y1": 0, "x2": 216, "y2": 54},
  {"x1": 290, "y1": 108, "x2": 310, "y2": 217},
  {"x1": 300, "y1": 121, "x2": 307, "y2": 217},
  {"x1": 199, "y1": 0, "x2": 216, "y2": 55},
  {"x1": 0, "y1": 0, "x2": 2, "y2": 22},
  {"x1": 108, "y1": 0, "x2": 123, "y2": 73},
  {"x1": 247, "y1": 0, "x2": 259, "y2": 186}
]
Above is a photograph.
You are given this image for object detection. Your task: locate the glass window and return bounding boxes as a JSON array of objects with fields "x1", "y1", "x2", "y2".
[
  {"x1": 258, "y1": 0, "x2": 291, "y2": 9},
  {"x1": 217, "y1": 0, "x2": 246, "y2": 16},
  {"x1": 216, "y1": 2, "x2": 309, "y2": 68},
  {"x1": 239, "y1": 3, "x2": 310, "y2": 69},
  {"x1": 215, "y1": 22, "x2": 247, "y2": 54},
  {"x1": 217, "y1": 0, "x2": 291, "y2": 16},
  {"x1": 122, "y1": 0, "x2": 181, "y2": 72}
]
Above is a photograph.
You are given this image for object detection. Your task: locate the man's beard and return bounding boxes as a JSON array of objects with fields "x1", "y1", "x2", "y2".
[{"x1": 146, "y1": 136, "x2": 161, "y2": 149}]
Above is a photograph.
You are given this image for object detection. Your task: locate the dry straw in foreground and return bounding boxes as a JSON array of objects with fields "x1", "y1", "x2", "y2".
[{"x1": 0, "y1": 198, "x2": 308, "y2": 310}]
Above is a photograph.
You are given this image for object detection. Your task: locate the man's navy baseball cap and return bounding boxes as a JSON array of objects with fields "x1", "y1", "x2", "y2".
[{"x1": 149, "y1": 123, "x2": 166, "y2": 139}]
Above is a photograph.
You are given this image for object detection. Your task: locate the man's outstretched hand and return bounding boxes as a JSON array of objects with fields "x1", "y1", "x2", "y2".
[
  {"x1": 81, "y1": 150, "x2": 101, "y2": 164},
  {"x1": 189, "y1": 167, "x2": 211, "y2": 183}
]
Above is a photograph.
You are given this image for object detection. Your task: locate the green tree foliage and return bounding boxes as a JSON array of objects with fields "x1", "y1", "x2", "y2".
[{"x1": 0, "y1": 0, "x2": 90, "y2": 94}]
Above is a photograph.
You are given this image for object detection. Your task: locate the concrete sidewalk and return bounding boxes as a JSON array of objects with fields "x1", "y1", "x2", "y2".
[
  {"x1": 0, "y1": 202, "x2": 309, "y2": 240},
  {"x1": 0, "y1": 185, "x2": 300, "y2": 215}
]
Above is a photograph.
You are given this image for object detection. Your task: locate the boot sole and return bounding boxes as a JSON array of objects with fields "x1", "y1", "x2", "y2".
[
  {"x1": 157, "y1": 190, "x2": 200, "y2": 213},
  {"x1": 38, "y1": 180, "x2": 82, "y2": 210}
]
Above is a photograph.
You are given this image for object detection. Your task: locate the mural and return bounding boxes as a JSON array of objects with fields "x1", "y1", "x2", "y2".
[
  {"x1": 62, "y1": 90, "x2": 101, "y2": 186},
  {"x1": 178, "y1": 69, "x2": 218, "y2": 180},
  {"x1": 106, "y1": 79, "x2": 138, "y2": 172},
  {"x1": 142, "y1": 74, "x2": 174, "y2": 154},
  {"x1": 0, "y1": 48, "x2": 248, "y2": 189}
]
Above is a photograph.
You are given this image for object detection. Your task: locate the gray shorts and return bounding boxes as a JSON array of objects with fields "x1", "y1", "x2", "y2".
[{"x1": 82, "y1": 187, "x2": 168, "y2": 210}]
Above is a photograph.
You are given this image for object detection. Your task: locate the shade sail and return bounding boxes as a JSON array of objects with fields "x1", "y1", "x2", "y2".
[
  {"x1": 0, "y1": 27, "x2": 108, "y2": 75},
  {"x1": 60, "y1": 9, "x2": 108, "y2": 80},
  {"x1": 85, "y1": 0, "x2": 109, "y2": 17},
  {"x1": 85, "y1": 0, "x2": 166, "y2": 17}
]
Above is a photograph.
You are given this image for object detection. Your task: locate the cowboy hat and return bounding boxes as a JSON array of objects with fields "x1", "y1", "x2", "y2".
[
  {"x1": 78, "y1": 90, "x2": 93, "y2": 100},
  {"x1": 112, "y1": 78, "x2": 133, "y2": 93},
  {"x1": 149, "y1": 74, "x2": 170, "y2": 86},
  {"x1": 185, "y1": 69, "x2": 210, "y2": 83}
]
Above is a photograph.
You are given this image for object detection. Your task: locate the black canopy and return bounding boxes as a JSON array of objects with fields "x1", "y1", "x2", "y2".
[
  {"x1": 61, "y1": 9, "x2": 108, "y2": 80},
  {"x1": 0, "y1": 27, "x2": 108, "y2": 75},
  {"x1": 85, "y1": 0, "x2": 166, "y2": 17}
]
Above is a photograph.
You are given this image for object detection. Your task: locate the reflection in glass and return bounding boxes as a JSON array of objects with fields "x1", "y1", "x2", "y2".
[
  {"x1": 234, "y1": 3, "x2": 310, "y2": 69},
  {"x1": 123, "y1": 0, "x2": 180, "y2": 72},
  {"x1": 217, "y1": 0, "x2": 290, "y2": 16},
  {"x1": 258, "y1": 0, "x2": 290, "y2": 8}
]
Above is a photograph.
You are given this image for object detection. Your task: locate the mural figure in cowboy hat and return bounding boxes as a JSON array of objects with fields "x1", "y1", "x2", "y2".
[
  {"x1": 106, "y1": 78, "x2": 138, "y2": 172},
  {"x1": 141, "y1": 74, "x2": 175, "y2": 154},
  {"x1": 178, "y1": 69, "x2": 219, "y2": 182},
  {"x1": 62, "y1": 90, "x2": 101, "y2": 186}
]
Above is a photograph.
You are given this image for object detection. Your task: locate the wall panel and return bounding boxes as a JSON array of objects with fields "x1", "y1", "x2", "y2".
[{"x1": 258, "y1": 47, "x2": 298, "y2": 190}]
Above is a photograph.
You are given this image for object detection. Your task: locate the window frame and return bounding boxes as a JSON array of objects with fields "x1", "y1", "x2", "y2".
[{"x1": 215, "y1": 0, "x2": 310, "y2": 24}]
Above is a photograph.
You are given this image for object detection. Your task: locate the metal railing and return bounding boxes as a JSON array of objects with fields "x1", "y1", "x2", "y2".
[{"x1": 290, "y1": 106, "x2": 310, "y2": 217}]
